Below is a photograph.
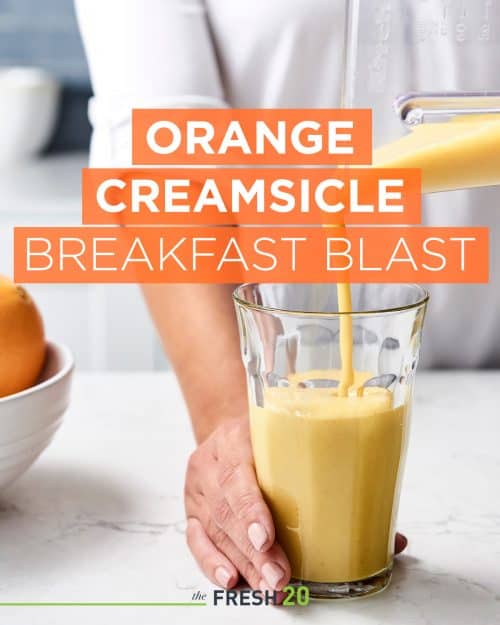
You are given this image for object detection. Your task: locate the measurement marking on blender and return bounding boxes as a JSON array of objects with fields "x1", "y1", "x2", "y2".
[{"x1": 483, "y1": 0, "x2": 492, "y2": 20}]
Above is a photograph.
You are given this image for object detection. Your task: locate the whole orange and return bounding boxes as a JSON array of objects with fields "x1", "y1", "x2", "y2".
[{"x1": 0, "y1": 276, "x2": 45, "y2": 398}]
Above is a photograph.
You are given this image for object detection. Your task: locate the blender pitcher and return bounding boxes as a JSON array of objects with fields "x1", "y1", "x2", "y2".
[
  {"x1": 343, "y1": 0, "x2": 500, "y2": 368},
  {"x1": 343, "y1": 0, "x2": 500, "y2": 146}
]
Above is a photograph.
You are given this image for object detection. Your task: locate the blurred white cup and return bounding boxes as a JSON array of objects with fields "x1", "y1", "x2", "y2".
[{"x1": 0, "y1": 67, "x2": 61, "y2": 167}]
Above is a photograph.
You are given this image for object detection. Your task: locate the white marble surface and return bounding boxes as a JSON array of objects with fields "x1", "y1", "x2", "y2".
[{"x1": 0, "y1": 371, "x2": 498, "y2": 625}]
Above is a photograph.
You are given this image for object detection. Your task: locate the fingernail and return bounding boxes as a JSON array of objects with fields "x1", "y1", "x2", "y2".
[
  {"x1": 274, "y1": 591, "x2": 287, "y2": 605},
  {"x1": 259, "y1": 580, "x2": 277, "y2": 603},
  {"x1": 248, "y1": 522, "x2": 268, "y2": 551},
  {"x1": 261, "y1": 562, "x2": 285, "y2": 590},
  {"x1": 215, "y1": 566, "x2": 231, "y2": 588},
  {"x1": 396, "y1": 533, "x2": 408, "y2": 552},
  {"x1": 259, "y1": 580, "x2": 272, "y2": 593}
]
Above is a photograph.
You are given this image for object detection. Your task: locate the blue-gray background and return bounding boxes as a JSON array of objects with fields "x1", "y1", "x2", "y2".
[{"x1": 0, "y1": 0, "x2": 91, "y2": 151}]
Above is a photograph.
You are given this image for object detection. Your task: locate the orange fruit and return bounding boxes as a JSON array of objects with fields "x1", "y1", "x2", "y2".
[{"x1": 0, "y1": 276, "x2": 45, "y2": 398}]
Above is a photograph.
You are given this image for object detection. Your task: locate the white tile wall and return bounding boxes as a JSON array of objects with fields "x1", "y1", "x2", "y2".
[{"x1": 0, "y1": 153, "x2": 164, "y2": 371}]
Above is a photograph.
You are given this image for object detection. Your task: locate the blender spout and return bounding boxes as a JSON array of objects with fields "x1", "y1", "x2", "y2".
[{"x1": 395, "y1": 91, "x2": 500, "y2": 126}]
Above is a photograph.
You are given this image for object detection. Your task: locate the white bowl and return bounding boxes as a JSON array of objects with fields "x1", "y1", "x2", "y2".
[
  {"x1": 0, "y1": 67, "x2": 61, "y2": 167},
  {"x1": 0, "y1": 341, "x2": 74, "y2": 490}
]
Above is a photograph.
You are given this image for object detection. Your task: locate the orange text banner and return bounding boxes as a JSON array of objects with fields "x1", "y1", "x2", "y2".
[
  {"x1": 14, "y1": 227, "x2": 488, "y2": 284},
  {"x1": 132, "y1": 109, "x2": 372, "y2": 166},
  {"x1": 82, "y1": 168, "x2": 421, "y2": 226}
]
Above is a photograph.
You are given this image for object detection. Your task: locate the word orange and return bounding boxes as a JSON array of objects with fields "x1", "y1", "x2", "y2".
[{"x1": 132, "y1": 109, "x2": 372, "y2": 165}]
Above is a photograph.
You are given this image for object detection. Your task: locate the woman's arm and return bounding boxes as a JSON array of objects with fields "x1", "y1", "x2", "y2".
[
  {"x1": 75, "y1": 0, "x2": 227, "y2": 166},
  {"x1": 142, "y1": 283, "x2": 247, "y2": 443},
  {"x1": 76, "y1": 0, "x2": 406, "y2": 593},
  {"x1": 75, "y1": 0, "x2": 291, "y2": 593},
  {"x1": 77, "y1": 0, "x2": 248, "y2": 441}
]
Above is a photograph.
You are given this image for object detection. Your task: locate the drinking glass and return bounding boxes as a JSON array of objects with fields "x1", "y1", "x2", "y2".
[{"x1": 233, "y1": 283, "x2": 428, "y2": 599}]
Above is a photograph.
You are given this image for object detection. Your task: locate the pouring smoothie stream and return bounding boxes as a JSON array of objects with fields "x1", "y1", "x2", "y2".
[
  {"x1": 241, "y1": 111, "x2": 500, "y2": 597},
  {"x1": 336, "y1": 112, "x2": 500, "y2": 400},
  {"x1": 338, "y1": 112, "x2": 500, "y2": 394}
]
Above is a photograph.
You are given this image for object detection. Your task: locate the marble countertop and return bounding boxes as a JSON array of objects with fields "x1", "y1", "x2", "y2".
[{"x1": 0, "y1": 371, "x2": 498, "y2": 625}]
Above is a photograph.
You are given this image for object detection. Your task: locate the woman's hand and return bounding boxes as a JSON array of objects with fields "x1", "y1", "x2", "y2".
[
  {"x1": 184, "y1": 416, "x2": 291, "y2": 592},
  {"x1": 185, "y1": 415, "x2": 409, "y2": 592}
]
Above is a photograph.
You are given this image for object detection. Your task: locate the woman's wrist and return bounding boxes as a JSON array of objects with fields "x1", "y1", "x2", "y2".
[
  {"x1": 182, "y1": 373, "x2": 249, "y2": 444},
  {"x1": 193, "y1": 393, "x2": 249, "y2": 443}
]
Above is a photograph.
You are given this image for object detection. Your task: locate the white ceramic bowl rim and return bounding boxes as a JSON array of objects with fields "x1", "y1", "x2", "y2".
[
  {"x1": 0, "y1": 66, "x2": 60, "y2": 90},
  {"x1": 0, "y1": 341, "x2": 74, "y2": 404}
]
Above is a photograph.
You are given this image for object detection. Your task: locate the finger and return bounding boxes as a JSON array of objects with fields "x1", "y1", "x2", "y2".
[
  {"x1": 215, "y1": 427, "x2": 275, "y2": 552},
  {"x1": 186, "y1": 491, "x2": 264, "y2": 591},
  {"x1": 204, "y1": 481, "x2": 256, "y2": 553},
  {"x1": 191, "y1": 483, "x2": 290, "y2": 592},
  {"x1": 186, "y1": 517, "x2": 238, "y2": 589},
  {"x1": 209, "y1": 500, "x2": 290, "y2": 591},
  {"x1": 259, "y1": 584, "x2": 287, "y2": 606},
  {"x1": 184, "y1": 432, "x2": 286, "y2": 591},
  {"x1": 208, "y1": 499, "x2": 290, "y2": 591},
  {"x1": 254, "y1": 542, "x2": 291, "y2": 591},
  {"x1": 395, "y1": 532, "x2": 408, "y2": 554},
  {"x1": 204, "y1": 516, "x2": 263, "y2": 590},
  {"x1": 203, "y1": 465, "x2": 287, "y2": 563},
  {"x1": 219, "y1": 462, "x2": 275, "y2": 550}
]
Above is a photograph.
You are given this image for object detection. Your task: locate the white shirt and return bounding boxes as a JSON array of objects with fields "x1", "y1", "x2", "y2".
[{"x1": 76, "y1": 0, "x2": 500, "y2": 367}]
